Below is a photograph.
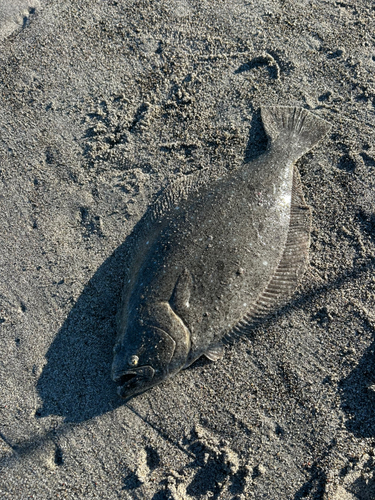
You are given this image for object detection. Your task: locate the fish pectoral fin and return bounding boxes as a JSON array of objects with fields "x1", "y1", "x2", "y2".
[
  {"x1": 205, "y1": 343, "x2": 225, "y2": 362},
  {"x1": 170, "y1": 268, "x2": 193, "y2": 314}
]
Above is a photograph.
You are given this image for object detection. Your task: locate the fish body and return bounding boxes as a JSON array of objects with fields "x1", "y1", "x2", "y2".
[{"x1": 112, "y1": 107, "x2": 331, "y2": 399}]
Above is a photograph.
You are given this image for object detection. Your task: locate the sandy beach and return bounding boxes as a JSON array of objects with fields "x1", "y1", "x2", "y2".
[{"x1": 0, "y1": 0, "x2": 374, "y2": 498}]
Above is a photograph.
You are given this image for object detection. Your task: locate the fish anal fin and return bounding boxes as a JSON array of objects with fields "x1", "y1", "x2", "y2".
[
  {"x1": 170, "y1": 268, "x2": 193, "y2": 315},
  {"x1": 205, "y1": 343, "x2": 225, "y2": 362},
  {"x1": 224, "y1": 166, "x2": 311, "y2": 344}
]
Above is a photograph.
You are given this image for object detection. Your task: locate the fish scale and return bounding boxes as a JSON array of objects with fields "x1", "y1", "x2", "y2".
[{"x1": 112, "y1": 106, "x2": 331, "y2": 399}]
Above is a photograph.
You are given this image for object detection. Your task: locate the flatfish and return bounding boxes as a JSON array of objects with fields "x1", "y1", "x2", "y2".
[{"x1": 112, "y1": 106, "x2": 331, "y2": 399}]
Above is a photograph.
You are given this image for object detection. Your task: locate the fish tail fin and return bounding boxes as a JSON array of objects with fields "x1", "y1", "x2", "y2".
[{"x1": 261, "y1": 106, "x2": 331, "y2": 160}]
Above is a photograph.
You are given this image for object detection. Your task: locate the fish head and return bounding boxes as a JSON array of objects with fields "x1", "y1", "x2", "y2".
[{"x1": 112, "y1": 322, "x2": 176, "y2": 399}]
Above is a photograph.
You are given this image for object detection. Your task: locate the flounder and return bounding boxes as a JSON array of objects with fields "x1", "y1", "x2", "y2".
[{"x1": 112, "y1": 106, "x2": 331, "y2": 399}]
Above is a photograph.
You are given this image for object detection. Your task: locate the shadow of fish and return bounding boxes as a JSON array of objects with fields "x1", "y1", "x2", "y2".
[{"x1": 112, "y1": 106, "x2": 331, "y2": 399}]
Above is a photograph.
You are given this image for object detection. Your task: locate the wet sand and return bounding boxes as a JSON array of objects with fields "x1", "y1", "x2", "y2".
[{"x1": 0, "y1": 0, "x2": 374, "y2": 498}]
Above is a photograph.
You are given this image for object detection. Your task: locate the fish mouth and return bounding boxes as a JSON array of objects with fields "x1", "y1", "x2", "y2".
[
  {"x1": 115, "y1": 372, "x2": 137, "y2": 386},
  {"x1": 113, "y1": 365, "x2": 155, "y2": 398}
]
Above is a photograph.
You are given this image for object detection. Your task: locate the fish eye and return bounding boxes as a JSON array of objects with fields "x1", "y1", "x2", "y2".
[{"x1": 128, "y1": 355, "x2": 139, "y2": 367}]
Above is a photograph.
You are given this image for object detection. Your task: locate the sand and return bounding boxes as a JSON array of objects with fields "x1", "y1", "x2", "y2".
[{"x1": 0, "y1": 0, "x2": 374, "y2": 498}]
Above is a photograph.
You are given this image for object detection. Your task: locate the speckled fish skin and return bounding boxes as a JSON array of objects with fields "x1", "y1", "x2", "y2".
[{"x1": 112, "y1": 107, "x2": 331, "y2": 399}]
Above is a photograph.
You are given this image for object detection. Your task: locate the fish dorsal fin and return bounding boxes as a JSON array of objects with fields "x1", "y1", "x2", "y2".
[
  {"x1": 149, "y1": 169, "x2": 218, "y2": 223},
  {"x1": 224, "y1": 166, "x2": 311, "y2": 344},
  {"x1": 170, "y1": 268, "x2": 193, "y2": 315},
  {"x1": 261, "y1": 106, "x2": 331, "y2": 161},
  {"x1": 205, "y1": 343, "x2": 225, "y2": 362},
  {"x1": 117, "y1": 169, "x2": 219, "y2": 335}
]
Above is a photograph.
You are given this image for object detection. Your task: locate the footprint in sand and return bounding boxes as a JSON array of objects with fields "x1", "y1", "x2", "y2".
[{"x1": 0, "y1": 0, "x2": 40, "y2": 42}]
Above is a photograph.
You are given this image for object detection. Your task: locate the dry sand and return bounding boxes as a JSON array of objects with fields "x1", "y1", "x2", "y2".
[{"x1": 0, "y1": 0, "x2": 374, "y2": 498}]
